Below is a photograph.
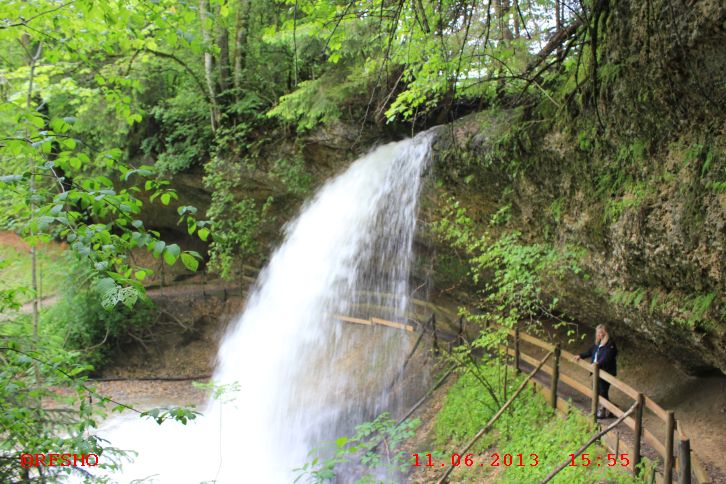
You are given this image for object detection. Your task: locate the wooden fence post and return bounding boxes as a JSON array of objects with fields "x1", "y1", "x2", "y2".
[
  {"x1": 633, "y1": 393, "x2": 644, "y2": 474},
  {"x1": 664, "y1": 411, "x2": 675, "y2": 484},
  {"x1": 591, "y1": 363, "x2": 599, "y2": 422},
  {"x1": 678, "y1": 438, "x2": 691, "y2": 484},
  {"x1": 431, "y1": 312, "x2": 439, "y2": 355},
  {"x1": 550, "y1": 344, "x2": 561, "y2": 409},
  {"x1": 615, "y1": 430, "x2": 620, "y2": 457},
  {"x1": 458, "y1": 315, "x2": 464, "y2": 343},
  {"x1": 514, "y1": 327, "x2": 520, "y2": 374}
]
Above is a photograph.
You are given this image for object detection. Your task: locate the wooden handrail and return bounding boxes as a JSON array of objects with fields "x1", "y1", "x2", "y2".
[
  {"x1": 677, "y1": 422, "x2": 710, "y2": 483},
  {"x1": 559, "y1": 372, "x2": 591, "y2": 397},
  {"x1": 355, "y1": 308, "x2": 709, "y2": 483},
  {"x1": 371, "y1": 317, "x2": 414, "y2": 332},
  {"x1": 333, "y1": 314, "x2": 415, "y2": 332},
  {"x1": 646, "y1": 395, "x2": 670, "y2": 422},
  {"x1": 335, "y1": 315, "x2": 372, "y2": 326},
  {"x1": 599, "y1": 397, "x2": 637, "y2": 432},
  {"x1": 598, "y1": 369, "x2": 640, "y2": 400},
  {"x1": 561, "y1": 348, "x2": 596, "y2": 372},
  {"x1": 515, "y1": 330, "x2": 556, "y2": 352},
  {"x1": 496, "y1": 325, "x2": 710, "y2": 483},
  {"x1": 644, "y1": 427, "x2": 667, "y2": 458},
  {"x1": 541, "y1": 401, "x2": 640, "y2": 483}
]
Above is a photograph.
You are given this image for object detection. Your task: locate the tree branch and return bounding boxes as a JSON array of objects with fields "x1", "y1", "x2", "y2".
[{"x1": 0, "y1": 1, "x2": 76, "y2": 30}]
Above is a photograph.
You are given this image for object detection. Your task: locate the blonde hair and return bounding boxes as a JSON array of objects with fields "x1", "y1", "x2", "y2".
[{"x1": 596, "y1": 324, "x2": 610, "y2": 337}]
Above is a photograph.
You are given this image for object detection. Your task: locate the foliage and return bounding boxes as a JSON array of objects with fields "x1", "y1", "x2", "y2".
[
  {"x1": 192, "y1": 380, "x2": 241, "y2": 404},
  {"x1": 0, "y1": 338, "x2": 125, "y2": 482},
  {"x1": 205, "y1": 190, "x2": 273, "y2": 278},
  {"x1": 433, "y1": 363, "x2": 505, "y2": 451},
  {"x1": 0, "y1": 240, "x2": 69, "y2": 304},
  {"x1": 266, "y1": 0, "x2": 571, "y2": 128},
  {"x1": 41, "y1": 265, "x2": 156, "y2": 369},
  {"x1": 141, "y1": 89, "x2": 214, "y2": 176},
  {"x1": 294, "y1": 412, "x2": 420, "y2": 483},
  {"x1": 0, "y1": 1, "x2": 208, "y2": 475},
  {"x1": 431, "y1": 196, "x2": 584, "y2": 347},
  {"x1": 433, "y1": 362, "x2": 645, "y2": 483},
  {"x1": 268, "y1": 72, "x2": 366, "y2": 131}
]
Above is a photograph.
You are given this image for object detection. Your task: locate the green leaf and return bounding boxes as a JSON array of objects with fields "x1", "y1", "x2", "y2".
[
  {"x1": 180, "y1": 252, "x2": 199, "y2": 272},
  {"x1": 152, "y1": 240, "x2": 166, "y2": 258},
  {"x1": 163, "y1": 244, "x2": 181, "y2": 265},
  {"x1": 160, "y1": 193, "x2": 171, "y2": 205},
  {"x1": 198, "y1": 227, "x2": 210, "y2": 241}
]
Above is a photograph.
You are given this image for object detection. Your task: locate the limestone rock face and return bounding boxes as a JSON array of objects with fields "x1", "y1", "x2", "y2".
[{"x1": 428, "y1": 104, "x2": 724, "y2": 375}]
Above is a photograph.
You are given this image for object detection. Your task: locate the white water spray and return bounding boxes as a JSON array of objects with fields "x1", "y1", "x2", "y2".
[{"x1": 97, "y1": 132, "x2": 434, "y2": 483}]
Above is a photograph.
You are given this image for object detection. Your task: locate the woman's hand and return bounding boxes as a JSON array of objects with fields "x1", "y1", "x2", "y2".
[{"x1": 574, "y1": 355, "x2": 581, "y2": 361}]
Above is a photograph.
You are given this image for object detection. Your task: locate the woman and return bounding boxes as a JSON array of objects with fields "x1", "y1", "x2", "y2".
[{"x1": 575, "y1": 324, "x2": 618, "y2": 418}]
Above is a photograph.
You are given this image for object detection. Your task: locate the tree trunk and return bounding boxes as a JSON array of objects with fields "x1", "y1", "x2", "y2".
[
  {"x1": 199, "y1": 0, "x2": 220, "y2": 131},
  {"x1": 22, "y1": 36, "x2": 43, "y2": 387},
  {"x1": 555, "y1": 0, "x2": 561, "y2": 32},
  {"x1": 498, "y1": 0, "x2": 514, "y2": 41},
  {"x1": 233, "y1": 0, "x2": 251, "y2": 94},
  {"x1": 216, "y1": 3, "x2": 232, "y2": 94}
]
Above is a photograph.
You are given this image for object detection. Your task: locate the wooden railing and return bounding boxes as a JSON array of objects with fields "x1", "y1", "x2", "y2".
[
  {"x1": 332, "y1": 300, "x2": 711, "y2": 483},
  {"x1": 334, "y1": 314, "x2": 415, "y2": 332},
  {"x1": 499, "y1": 327, "x2": 709, "y2": 484}
]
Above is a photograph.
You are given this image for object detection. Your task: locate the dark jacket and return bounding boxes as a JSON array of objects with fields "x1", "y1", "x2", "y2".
[{"x1": 580, "y1": 339, "x2": 618, "y2": 376}]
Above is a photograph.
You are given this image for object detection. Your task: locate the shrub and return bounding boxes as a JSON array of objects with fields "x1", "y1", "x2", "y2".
[{"x1": 42, "y1": 266, "x2": 155, "y2": 370}]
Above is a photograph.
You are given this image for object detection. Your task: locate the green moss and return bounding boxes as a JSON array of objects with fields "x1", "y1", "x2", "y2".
[{"x1": 548, "y1": 198, "x2": 563, "y2": 224}]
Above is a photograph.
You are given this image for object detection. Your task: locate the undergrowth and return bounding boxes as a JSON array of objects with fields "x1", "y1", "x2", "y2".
[{"x1": 433, "y1": 363, "x2": 652, "y2": 483}]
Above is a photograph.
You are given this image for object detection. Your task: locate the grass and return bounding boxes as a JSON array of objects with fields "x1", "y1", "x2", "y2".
[{"x1": 432, "y1": 363, "x2": 651, "y2": 483}]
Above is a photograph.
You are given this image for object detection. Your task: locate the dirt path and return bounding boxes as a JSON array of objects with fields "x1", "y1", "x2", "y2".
[{"x1": 90, "y1": 379, "x2": 210, "y2": 411}]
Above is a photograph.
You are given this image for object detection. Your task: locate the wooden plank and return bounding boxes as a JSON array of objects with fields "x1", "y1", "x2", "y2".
[
  {"x1": 518, "y1": 331, "x2": 556, "y2": 352},
  {"x1": 335, "y1": 315, "x2": 371, "y2": 325},
  {"x1": 677, "y1": 421, "x2": 709, "y2": 483},
  {"x1": 370, "y1": 317, "x2": 414, "y2": 332},
  {"x1": 519, "y1": 351, "x2": 554, "y2": 376},
  {"x1": 352, "y1": 291, "x2": 459, "y2": 322},
  {"x1": 599, "y1": 370, "x2": 640, "y2": 400},
  {"x1": 691, "y1": 452, "x2": 710, "y2": 484},
  {"x1": 550, "y1": 345, "x2": 561, "y2": 408},
  {"x1": 644, "y1": 427, "x2": 667, "y2": 458},
  {"x1": 646, "y1": 396, "x2": 670, "y2": 422},
  {"x1": 561, "y1": 349, "x2": 597, "y2": 372},
  {"x1": 599, "y1": 397, "x2": 636, "y2": 432},
  {"x1": 592, "y1": 364, "x2": 600, "y2": 421},
  {"x1": 556, "y1": 395, "x2": 571, "y2": 413},
  {"x1": 665, "y1": 411, "x2": 675, "y2": 484},
  {"x1": 493, "y1": 324, "x2": 708, "y2": 483},
  {"x1": 601, "y1": 431, "x2": 635, "y2": 472},
  {"x1": 633, "y1": 393, "x2": 645, "y2": 474},
  {"x1": 559, "y1": 372, "x2": 591, "y2": 397},
  {"x1": 679, "y1": 438, "x2": 691, "y2": 484}
]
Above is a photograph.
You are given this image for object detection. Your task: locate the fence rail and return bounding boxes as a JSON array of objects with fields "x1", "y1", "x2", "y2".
[
  {"x1": 333, "y1": 301, "x2": 711, "y2": 483},
  {"x1": 499, "y1": 326, "x2": 709, "y2": 484}
]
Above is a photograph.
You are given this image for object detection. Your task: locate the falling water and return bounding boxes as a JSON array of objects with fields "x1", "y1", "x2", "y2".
[{"x1": 96, "y1": 131, "x2": 434, "y2": 483}]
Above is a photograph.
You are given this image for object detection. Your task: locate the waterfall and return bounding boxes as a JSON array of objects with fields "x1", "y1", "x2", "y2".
[{"x1": 97, "y1": 132, "x2": 434, "y2": 483}]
